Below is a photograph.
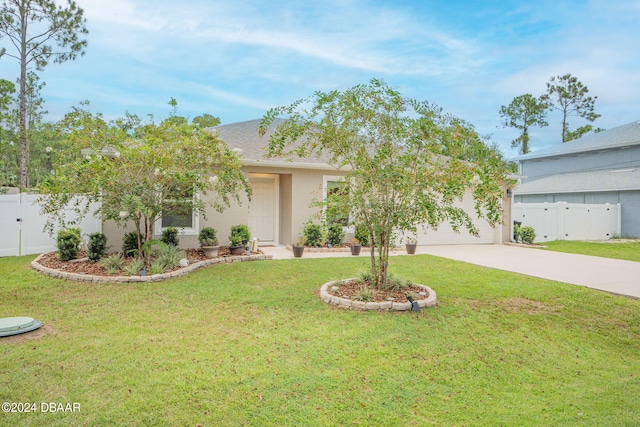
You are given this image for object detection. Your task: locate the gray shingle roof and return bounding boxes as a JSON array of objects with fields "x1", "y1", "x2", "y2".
[
  {"x1": 214, "y1": 119, "x2": 330, "y2": 168},
  {"x1": 515, "y1": 120, "x2": 640, "y2": 161},
  {"x1": 514, "y1": 167, "x2": 640, "y2": 194}
]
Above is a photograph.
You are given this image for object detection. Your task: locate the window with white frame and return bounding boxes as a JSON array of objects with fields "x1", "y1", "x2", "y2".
[
  {"x1": 156, "y1": 188, "x2": 200, "y2": 235},
  {"x1": 323, "y1": 176, "x2": 351, "y2": 228}
]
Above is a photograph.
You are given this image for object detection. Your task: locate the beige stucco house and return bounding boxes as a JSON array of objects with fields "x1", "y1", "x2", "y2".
[{"x1": 103, "y1": 119, "x2": 510, "y2": 248}]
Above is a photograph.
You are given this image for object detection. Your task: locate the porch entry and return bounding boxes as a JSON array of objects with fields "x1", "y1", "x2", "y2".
[{"x1": 248, "y1": 174, "x2": 279, "y2": 245}]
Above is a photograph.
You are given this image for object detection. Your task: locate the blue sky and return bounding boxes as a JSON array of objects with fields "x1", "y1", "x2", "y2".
[{"x1": 1, "y1": 0, "x2": 639, "y2": 157}]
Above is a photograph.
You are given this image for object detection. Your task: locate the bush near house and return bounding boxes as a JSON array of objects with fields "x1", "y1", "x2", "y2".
[
  {"x1": 161, "y1": 227, "x2": 180, "y2": 247},
  {"x1": 229, "y1": 224, "x2": 251, "y2": 247},
  {"x1": 56, "y1": 228, "x2": 81, "y2": 261},
  {"x1": 354, "y1": 223, "x2": 370, "y2": 247},
  {"x1": 87, "y1": 232, "x2": 107, "y2": 262},
  {"x1": 327, "y1": 223, "x2": 345, "y2": 246},
  {"x1": 303, "y1": 223, "x2": 324, "y2": 247}
]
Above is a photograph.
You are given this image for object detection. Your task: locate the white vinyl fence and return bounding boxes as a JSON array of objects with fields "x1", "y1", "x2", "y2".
[
  {"x1": 512, "y1": 202, "x2": 621, "y2": 242},
  {"x1": 0, "y1": 194, "x2": 102, "y2": 257}
]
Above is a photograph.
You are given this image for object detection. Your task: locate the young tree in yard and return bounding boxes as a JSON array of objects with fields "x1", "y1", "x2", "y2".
[
  {"x1": 499, "y1": 94, "x2": 549, "y2": 154},
  {"x1": 38, "y1": 103, "x2": 251, "y2": 258},
  {"x1": 543, "y1": 74, "x2": 600, "y2": 142},
  {"x1": 0, "y1": 0, "x2": 88, "y2": 188},
  {"x1": 260, "y1": 79, "x2": 510, "y2": 289}
]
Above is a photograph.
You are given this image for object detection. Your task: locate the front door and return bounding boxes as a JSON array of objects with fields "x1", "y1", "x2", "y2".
[{"x1": 248, "y1": 175, "x2": 278, "y2": 244}]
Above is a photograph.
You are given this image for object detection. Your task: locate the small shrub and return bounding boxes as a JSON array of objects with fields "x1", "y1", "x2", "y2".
[
  {"x1": 303, "y1": 223, "x2": 324, "y2": 247},
  {"x1": 519, "y1": 226, "x2": 536, "y2": 244},
  {"x1": 87, "y1": 232, "x2": 107, "y2": 262},
  {"x1": 161, "y1": 227, "x2": 180, "y2": 247},
  {"x1": 154, "y1": 244, "x2": 185, "y2": 271},
  {"x1": 229, "y1": 224, "x2": 251, "y2": 247},
  {"x1": 123, "y1": 231, "x2": 142, "y2": 257},
  {"x1": 124, "y1": 258, "x2": 145, "y2": 276},
  {"x1": 199, "y1": 227, "x2": 218, "y2": 246},
  {"x1": 101, "y1": 254, "x2": 124, "y2": 275},
  {"x1": 354, "y1": 224, "x2": 369, "y2": 247},
  {"x1": 327, "y1": 223, "x2": 345, "y2": 246},
  {"x1": 513, "y1": 223, "x2": 522, "y2": 243},
  {"x1": 56, "y1": 228, "x2": 81, "y2": 261}
]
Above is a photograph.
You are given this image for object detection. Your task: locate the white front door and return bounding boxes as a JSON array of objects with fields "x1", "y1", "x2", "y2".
[{"x1": 248, "y1": 175, "x2": 278, "y2": 244}]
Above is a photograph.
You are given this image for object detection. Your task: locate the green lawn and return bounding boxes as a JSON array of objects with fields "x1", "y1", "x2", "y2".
[
  {"x1": 544, "y1": 240, "x2": 640, "y2": 262},
  {"x1": 1, "y1": 254, "x2": 639, "y2": 426}
]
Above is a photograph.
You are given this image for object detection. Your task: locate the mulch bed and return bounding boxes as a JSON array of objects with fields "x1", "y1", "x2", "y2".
[
  {"x1": 36, "y1": 247, "x2": 254, "y2": 277},
  {"x1": 327, "y1": 279, "x2": 429, "y2": 303}
]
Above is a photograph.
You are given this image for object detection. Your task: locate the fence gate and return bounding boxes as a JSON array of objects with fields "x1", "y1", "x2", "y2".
[
  {"x1": 0, "y1": 194, "x2": 102, "y2": 257},
  {"x1": 512, "y1": 202, "x2": 621, "y2": 242},
  {"x1": 0, "y1": 194, "x2": 21, "y2": 256}
]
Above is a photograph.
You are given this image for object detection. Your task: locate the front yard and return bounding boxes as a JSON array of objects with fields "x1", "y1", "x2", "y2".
[
  {"x1": 544, "y1": 240, "x2": 640, "y2": 262},
  {"x1": 1, "y1": 254, "x2": 639, "y2": 426}
]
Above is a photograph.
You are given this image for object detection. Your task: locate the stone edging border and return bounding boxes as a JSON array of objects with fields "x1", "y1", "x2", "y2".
[
  {"x1": 319, "y1": 279, "x2": 437, "y2": 311},
  {"x1": 31, "y1": 253, "x2": 273, "y2": 283},
  {"x1": 285, "y1": 245, "x2": 405, "y2": 253}
]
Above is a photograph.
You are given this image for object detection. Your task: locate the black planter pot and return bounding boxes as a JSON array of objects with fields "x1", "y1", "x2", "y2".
[
  {"x1": 292, "y1": 245, "x2": 305, "y2": 258},
  {"x1": 405, "y1": 243, "x2": 417, "y2": 255},
  {"x1": 350, "y1": 244, "x2": 362, "y2": 256},
  {"x1": 230, "y1": 245, "x2": 246, "y2": 255}
]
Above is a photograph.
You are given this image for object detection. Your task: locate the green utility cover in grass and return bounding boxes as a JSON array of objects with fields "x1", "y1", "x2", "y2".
[{"x1": 0, "y1": 317, "x2": 43, "y2": 337}]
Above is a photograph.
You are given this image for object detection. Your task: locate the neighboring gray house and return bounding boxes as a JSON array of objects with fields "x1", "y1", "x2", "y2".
[{"x1": 514, "y1": 120, "x2": 640, "y2": 238}]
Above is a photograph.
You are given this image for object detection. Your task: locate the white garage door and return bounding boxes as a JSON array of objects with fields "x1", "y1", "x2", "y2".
[{"x1": 412, "y1": 193, "x2": 499, "y2": 245}]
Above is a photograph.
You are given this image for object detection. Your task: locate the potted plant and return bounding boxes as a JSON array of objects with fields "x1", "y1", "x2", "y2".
[
  {"x1": 292, "y1": 236, "x2": 305, "y2": 258},
  {"x1": 350, "y1": 237, "x2": 362, "y2": 256},
  {"x1": 405, "y1": 238, "x2": 417, "y2": 255},
  {"x1": 229, "y1": 224, "x2": 251, "y2": 255},
  {"x1": 199, "y1": 227, "x2": 219, "y2": 258}
]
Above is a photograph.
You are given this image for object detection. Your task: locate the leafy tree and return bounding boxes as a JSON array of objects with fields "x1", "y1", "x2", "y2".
[
  {"x1": 543, "y1": 74, "x2": 600, "y2": 142},
  {"x1": 192, "y1": 113, "x2": 221, "y2": 128},
  {"x1": 38, "y1": 102, "x2": 251, "y2": 258},
  {"x1": 499, "y1": 94, "x2": 549, "y2": 154},
  {"x1": 0, "y1": 0, "x2": 88, "y2": 188},
  {"x1": 260, "y1": 79, "x2": 509, "y2": 289}
]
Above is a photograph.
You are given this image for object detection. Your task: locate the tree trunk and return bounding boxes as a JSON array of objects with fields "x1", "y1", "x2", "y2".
[{"x1": 18, "y1": 5, "x2": 28, "y2": 188}]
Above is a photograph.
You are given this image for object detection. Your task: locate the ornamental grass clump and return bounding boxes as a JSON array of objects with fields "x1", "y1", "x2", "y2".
[
  {"x1": 100, "y1": 254, "x2": 124, "y2": 275},
  {"x1": 124, "y1": 258, "x2": 145, "y2": 276},
  {"x1": 154, "y1": 244, "x2": 185, "y2": 271}
]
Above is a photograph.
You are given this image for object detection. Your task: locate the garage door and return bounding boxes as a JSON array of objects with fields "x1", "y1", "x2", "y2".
[{"x1": 412, "y1": 193, "x2": 499, "y2": 245}]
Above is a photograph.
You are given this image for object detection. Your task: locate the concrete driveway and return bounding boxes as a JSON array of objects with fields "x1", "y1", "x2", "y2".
[
  {"x1": 417, "y1": 244, "x2": 640, "y2": 299},
  {"x1": 261, "y1": 244, "x2": 640, "y2": 299}
]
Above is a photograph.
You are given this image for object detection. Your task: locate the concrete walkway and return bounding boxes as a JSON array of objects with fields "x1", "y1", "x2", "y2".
[{"x1": 260, "y1": 244, "x2": 640, "y2": 299}]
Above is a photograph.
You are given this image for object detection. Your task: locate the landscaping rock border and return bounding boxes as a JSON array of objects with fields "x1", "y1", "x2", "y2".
[
  {"x1": 285, "y1": 245, "x2": 405, "y2": 253},
  {"x1": 319, "y1": 279, "x2": 437, "y2": 311},
  {"x1": 31, "y1": 253, "x2": 272, "y2": 283}
]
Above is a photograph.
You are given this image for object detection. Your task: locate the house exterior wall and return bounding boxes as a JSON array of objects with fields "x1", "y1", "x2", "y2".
[{"x1": 521, "y1": 145, "x2": 640, "y2": 181}]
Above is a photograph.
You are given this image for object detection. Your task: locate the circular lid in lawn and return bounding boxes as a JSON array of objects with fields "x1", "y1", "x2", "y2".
[{"x1": 0, "y1": 317, "x2": 43, "y2": 337}]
